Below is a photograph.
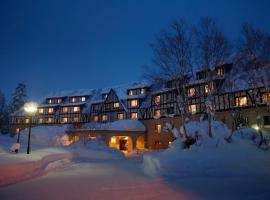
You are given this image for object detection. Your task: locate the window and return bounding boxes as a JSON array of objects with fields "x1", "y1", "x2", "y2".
[
  {"x1": 188, "y1": 104, "x2": 196, "y2": 113},
  {"x1": 81, "y1": 97, "x2": 86, "y2": 102},
  {"x1": 128, "y1": 90, "x2": 133, "y2": 96},
  {"x1": 102, "y1": 114, "x2": 107, "y2": 121},
  {"x1": 93, "y1": 115, "x2": 99, "y2": 122},
  {"x1": 261, "y1": 93, "x2": 270, "y2": 104},
  {"x1": 187, "y1": 87, "x2": 195, "y2": 97},
  {"x1": 217, "y1": 68, "x2": 224, "y2": 76},
  {"x1": 25, "y1": 118, "x2": 30, "y2": 124},
  {"x1": 141, "y1": 88, "x2": 145, "y2": 94},
  {"x1": 130, "y1": 112, "x2": 138, "y2": 119},
  {"x1": 154, "y1": 95, "x2": 161, "y2": 104},
  {"x1": 73, "y1": 106, "x2": 80, "y2": 112},
  {"x1": 57, "y1": 98, "x2": 62, "y2": 103},
  {"x1": 73, "y1": 117, "x2": 79, "y2": 123},
  {"x1": 235, "y1": 96, "x2": 247, "y2": 107},
  {"x1": 131, "y1": 99, "x2": 138, "y2": 107},
  {"x1": 204, "y1": 84, "x2": 209, "y2": 94},
  {"x1": 62, "y1": 107, "x2": 68, "y2": 113},
  {"x1": 117, "y1": 113, "x2": 124, "y2": 120},
  {"x1": 93, "y1": 104, "x2": 99, "y2": 112},
  {"x1": 264, "y1": 116, "x2": 270, "y2": 126},
  {"x1": 155, "y1": 124, "x2": 162, "y2": 133},
  {"x1": 15, "y1": 128, "x2": 20, "y2": 133},
  {"x1": 48, "y1": 108, "x2": 54, "y2": 113},
  {"x1": 38, "y1": 108, "x2": 44, "y2": 114},
  {"x1": 47, "y1": 117, "x2": 53, "y2": 123},
  {"x1": 48, "y1": 99, "x2": 52, "y2": 104},
  {"x1": 113, "y1": 102, "x2": 120, "y2": 108},
  {"x1": 38, "y1": 118, "x2": 44, "y2": 124},
  {"x1": 102, "y1": 94, "x2": 108, "y2": 100},
  {"x1": 61, "y1": 117, "x2": 68, "y2": 123},
  {"x1": 71, "y1": 97, "x2": 76, "y2": 103},
  {"x1": 154, "y1": 109, "x2": 161, "y2": 117}
]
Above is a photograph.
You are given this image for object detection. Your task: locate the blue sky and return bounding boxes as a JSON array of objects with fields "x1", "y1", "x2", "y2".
[{"x1": 0, "y1": 0, "x2": 269, "y2": 100}]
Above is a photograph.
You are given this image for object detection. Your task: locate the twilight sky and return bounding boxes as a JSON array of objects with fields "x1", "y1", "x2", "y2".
[{"x1": 0, "y1": 0, "x2": 270, "y2": 100}]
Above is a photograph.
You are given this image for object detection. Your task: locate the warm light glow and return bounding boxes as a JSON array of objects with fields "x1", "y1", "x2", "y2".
[
  {"x1": 102, "y1": 114, "x2": 107, "y2": 121},
  {"x1": 47, "y1": 117, "x2": 53, "y2": 123},
  {"x1": 15, "y1": 128, "x2": 20, "y2": 133},
  {"x1": 188, "y1": 87, "x2": 195, "y2": 97},
  {"x1": 71, "y1": 97, "x2": 76, "y2": 103},
  {"x1": 73, "y1": 106, "x2": 80, "y2": 112},
  {"x1": 111, "y1": 137, "x2": 116, "y2": 143},
  {"x1": 93, "y1": 115, "x2": 99, "y2": 121},
  {"x1": 24, "y1": 102, "x2": 38, "y2": 114},
  {"x1": 38, "y1": 118, "x2": 44, "y2": 124},
  {"x1": 189, "y1": 104, "x2": 196, "y2": 113},
  {"x1": 25, "y1": 118, "x2": 30, "y2": 123},
  {"x1": 61, "y1": 117, "x2": 68, "y2": 123},
  {"x1": 130, "y1": 112, "x2": 138, "y2": 119},
  {"x1": 205, "y1": 84, "x2": 209, "y2": 93},
  {"x1": 117, "y1": 113, "x2": 124, "y2": 120},
  {"x1": 48, "y1": 107, "x2": 54, "y2": 113},
  {"x1": 131, "y1": 99, "x2": 138, "y2": 107},
  {"x1": 113, "y1": 102, "x2": 120, "y2": 108},
  {"x1": 128, "y1": 90, "x2": 133, "y2": 96},
  {"x1": 261, "y1": 93, "x2": 270, "y2": 104},
  {"x1": 38, "y1": 108, "x2": 44, "y2": 114},
  {"x1": 235, "y1": 96, "x2": 247, "y2": 106},
  {"x1": 62, "y1": 107, "x2": 68, "y2": 113},
  {"x1": 141, "y1": 88, "x2": 145, "y2": 94},
  {"x1": 154, "y1": 95, "x2": 161, "y2": 104},
  {"x1": 155, "y1": 124, "x2": 162, "y2": 133},
  {"x1": 252, "y1": 124, "x2": 259, "y2": 130},
  {"x1": 154, "y1": 109, "x2": 161, "y2": 117}
]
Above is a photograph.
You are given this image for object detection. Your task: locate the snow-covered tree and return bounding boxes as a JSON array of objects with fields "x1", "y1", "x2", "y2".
[
  {"x1": 9, "y1": 83, "x2": 28, "y2": 114},
  {"x1": 237, "y1": 23, "x2": 270, "y2": 147},
  {"x1": 0, "y1": 91, "x2": 9, "y2": 133},
  {"x1": 144, "y1": 19, "x2": 194, "y2": 142},
  {"x1": 194, "y1": 17, "x2": 231, "y2": 138}
]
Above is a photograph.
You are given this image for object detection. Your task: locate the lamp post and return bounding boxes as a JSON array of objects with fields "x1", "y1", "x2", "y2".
[{"x1": 24, "y1": 102, "x2": 38, "y2": 154}]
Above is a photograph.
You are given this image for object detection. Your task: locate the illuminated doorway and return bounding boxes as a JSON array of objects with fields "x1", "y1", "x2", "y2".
[{"x1": 109, "y1": 136, "x2": 133, "y2": 154}]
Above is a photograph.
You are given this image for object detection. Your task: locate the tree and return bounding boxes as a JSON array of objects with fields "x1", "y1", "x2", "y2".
[
  {"x1": 9, "y1": 83, "x2": 28, "y2": 114},
  {"x1": 144, "y1": 19, "x2": 194, "y2": 143},
  {"x1": 237, "y1": 23, "x2": 270, "y2": 147},
  {"x1": 194, "y1": 17, "x2": 231, "y2": 138},
  {"x1": 0, "y1": 91, "x2": 9, "y2": 133}
]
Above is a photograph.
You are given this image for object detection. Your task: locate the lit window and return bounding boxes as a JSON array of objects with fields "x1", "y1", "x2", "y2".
[
  {"x1": 38, "y1": 108, "x2": 44, "y2": 114},
  {"x1": 102, "y1": 114, "x2": 107, "y2": 121},
  {"x1": 235, "y1": 96, "x2": 247, "y2": 107},
  {"x1": 188, "y1": 104, "x2": 196, "y2": 113},
  {"x1": 81, "y1": 97, "x2": 86, "y2": 102},
  {"x1": 154, "y1": 109, "x2": 161, "y2": 117},
  {"x1": 93, "y1": 115, "x2": 99, "y2": 122},
  {"x1": 110, "y1": 137, "x2": 116, "y2": 144},
  {"x1": 128, "y1": 90, "x2": 133, "y2": 96},
  {"x1": 48, "y1": 108, "x2": 54, "y2": 113},
  {"x1": 15, "y1": 128, "x2": 20, "y2": 133},
  {"x1": 154, "y1": 95, "x2": 161, "y2": 104},
  {"x1": 61, "y1": 117, "x2": 68, "y2": 123},
  {"x1": 155, "y1": 124, "x2": 162, "y2": 133},
  {"x1": 130, "y1": 112, "x2": 138, "y2": 119},
  {"x1": 217, "y1": 68, "x2": 224, "y2": 76},
  {"x1": 73, "y1": 117, "x2": 79, "y2": 123},
  {"x1": 57, "y1": 99, "x2": 62, "y2": 103},
  {"x1": 38, "y1": 118, "x2": 44, "y2": 124},
  {"x1": 261, "y1": 93, "x2": 270, "y2": 104},
  {"x1": 48, "y1": 99, "x2": 52, "y2": 104},
  {"x1": 117, "y1": 113, "x2": 124, "y2": 120},
  {"x1": 187, "y1": 87, "x2": 195, "y2": 97},
  {"x1": 73, "y1": 106, "x2": 80, "y2": 112},
  {"x1": 113, "y1": 102, "x2": 120, "y2": 108},
  {"x1": 71, "y1": 97, "x2": 76, "y2": 103},
  {"x1": 62, "y1": 107, "x2": 68, "y2": 113},
  {"x1": 47, "y1": 117, "x2": 53, "y2": 123},
  {"x1": 141, "y1": 88, "x2": 145, "y2": 94},
  {"x1": 131, "y1": 99, "x2": 138, "y2": 107},
  {"x1": 205, "y1": 84, "x2": 209, "y2": 94}
]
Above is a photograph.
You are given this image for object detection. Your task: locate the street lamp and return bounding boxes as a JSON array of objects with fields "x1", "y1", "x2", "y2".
[{"x1": 24, "y1": 102, "x2": 38, "y2": 154}]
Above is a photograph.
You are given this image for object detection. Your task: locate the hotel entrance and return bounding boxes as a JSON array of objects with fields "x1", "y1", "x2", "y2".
[{"x1": 109, "y1": 136, "x2": 133, "y2": 154}]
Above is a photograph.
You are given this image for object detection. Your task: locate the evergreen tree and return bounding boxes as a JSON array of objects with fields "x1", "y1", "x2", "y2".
[
  {"x1": 10, "y1": 83, "x2": 28, "y2": 114},
  {"x1": 0, "y1": 91, "x2": 9, "y2": 133}
]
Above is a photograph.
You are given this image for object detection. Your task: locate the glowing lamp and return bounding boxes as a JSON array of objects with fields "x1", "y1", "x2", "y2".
[{"x1": 24, "y1": 102, "x2": 38, "y2": 114}]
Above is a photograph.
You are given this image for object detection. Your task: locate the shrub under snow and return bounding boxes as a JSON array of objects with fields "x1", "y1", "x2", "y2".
[{"x1": 143, "y1": 120, "x2": 270, "y2": 177}]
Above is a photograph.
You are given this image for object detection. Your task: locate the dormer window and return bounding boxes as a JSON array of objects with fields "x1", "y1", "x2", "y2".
[
  {"x1": 131, "y1": 99, "x2": 138, "y2": 107},
  {"x1": 113, "y1": 102, "x2": 120, "y2": 108},
  {"x1": 187, "y1": 87, "x2": 196, "y2": 97},
  {"x1": 71, "y1": 97, "x2": 76, "y2": 103},
  {"x1": 128, "y1": 90, "x2": 134, "y2": 96},
  {"x1": 81, "y1": 97, "x2": 86, "y2": 102},
  {"x1": 102, "y1": 94, "x2": 108, "y2": 100},
  {"x1": 154, "y1": 95, "x2": 161, "y2": 104},
  {"x1": 140, "y1": 88, "x2": 145, "y2": 94}
]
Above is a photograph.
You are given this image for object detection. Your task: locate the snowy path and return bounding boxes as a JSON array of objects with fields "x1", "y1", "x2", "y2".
[{"x1": 0, "y1": 159, "x2": 199, "y2": 200}]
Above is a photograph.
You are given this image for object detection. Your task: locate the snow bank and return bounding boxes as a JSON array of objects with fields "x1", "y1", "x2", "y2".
[
  {"x1": 143, "y1": 120, "x2": 270, "y2": 177},
  {"x1": 67, "y1": 140, "x2": 124, "y2": 161},
  {"x1": 78, "y1": 120, "x2": 146, "y2": 132},
  {"x1": 20, "y1": 125, "x2": 71, "y2": 147}
]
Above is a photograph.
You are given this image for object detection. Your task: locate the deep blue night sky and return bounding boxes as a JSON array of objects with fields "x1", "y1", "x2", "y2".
[{"x1": 0, "y1": 0, "x2": 270, "y2": 100}]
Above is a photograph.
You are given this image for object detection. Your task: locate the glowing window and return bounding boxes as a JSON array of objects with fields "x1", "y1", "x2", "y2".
[
  {"x1": 71, "y1": 97, "x2": 76, "y2": 103},
  {"x1": 73, "y1": 117, "x2": 79, "y2": 123},
  {"x1": 155, "y1": 124, "x2": 162, "y2": 133},
  {"x1": 38, "y1": 118, "x2": 44, "y2": 124},
  {"x1": 48, "y1": 99, "x2": 52, "y2": 104},
  {"x1": 131, "y1": 99, "x2": 138, "y2": 107},
  {"x1": 188, "y1": 87, "x2": 195, "y2": 97},
  {"x1": 47, "y1": 117, "x2": 53, "y2": 123},
  {"x1": 38, "y1": 108, "x2": 44, "y2": 114},
  {"x1": 188, "y1": 104, "x2": 196, "y2": 113},
  {"x1": 217, "y1": 68, "x2": 224, "y2": 76},
  {"x1": 154, "y1": 95, "x2": 161, "y2": 104},
  {"x1": 73, "y1": 107, "x2": 80, "y2": 112},
  {"x1": 130, "y1": 112, "x2": 138, "y2": 119},
  {"x1": 154, "y1": 109, "x2": 161, "y2": 117},
  {"x1": 62, "y1": 107, "x2": 68, "y2": 113},
  {"x1": 61, "y1": 117, "x2": 68, "y2": 123},
  {"x1": 117, "y1": 113, "x2": 124, "y2": 120},
  {"x1": 15, "y1": 128, "x2": 20, "y2": 133},
  {"x1": 25, "y1": 118, "x2": 30, "y2": 123},
  {"x1": 261, "y1": 93, "x2": 270, "y2": 104},
  {"x1": 102, "y1": 114, "x2": 107, "y2": 121},
  {"x1": 128, "y1": 90, "x2": 133, "y2": 96},
  {"x1": 81, "y1": 97, "x2": 86, "y2": 102},
  {"x1": 113, "y1": 102, "x2": 120, "y2": 108},
  {"x1": 141, "y1": 88, "x2": 145, "y2": 94},
  {"x1": 57, "y1": 99, "x2": 62, "y2": 103},
  {"x1": 205, "y1": 84, "x2": 209, "y2": 94},
  {"x1": 93, "y1": 115, "x2": 99, "y2": 122},
  {"x1": 235, "y1": 96, "x2": 247, "y2": 106},
  {"x1": 48, "y1": 108, "x2": 54, "y2": 113}
]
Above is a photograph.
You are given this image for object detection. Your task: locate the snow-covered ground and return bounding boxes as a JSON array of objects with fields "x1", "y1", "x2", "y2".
[{"x1": 1, "y1": 121, "x2": 270, "y2": 200}]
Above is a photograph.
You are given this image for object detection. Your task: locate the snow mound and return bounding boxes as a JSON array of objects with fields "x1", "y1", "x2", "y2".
[
  {"x1": 143, "y1": 120, "x2": 270, "y2": 177},
  {"x1": 20, "y1": 126, "x2": 70, "y2": 147},
  {"x1": 67, "y1": 140, "x2": 124, "y2": 161}
]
